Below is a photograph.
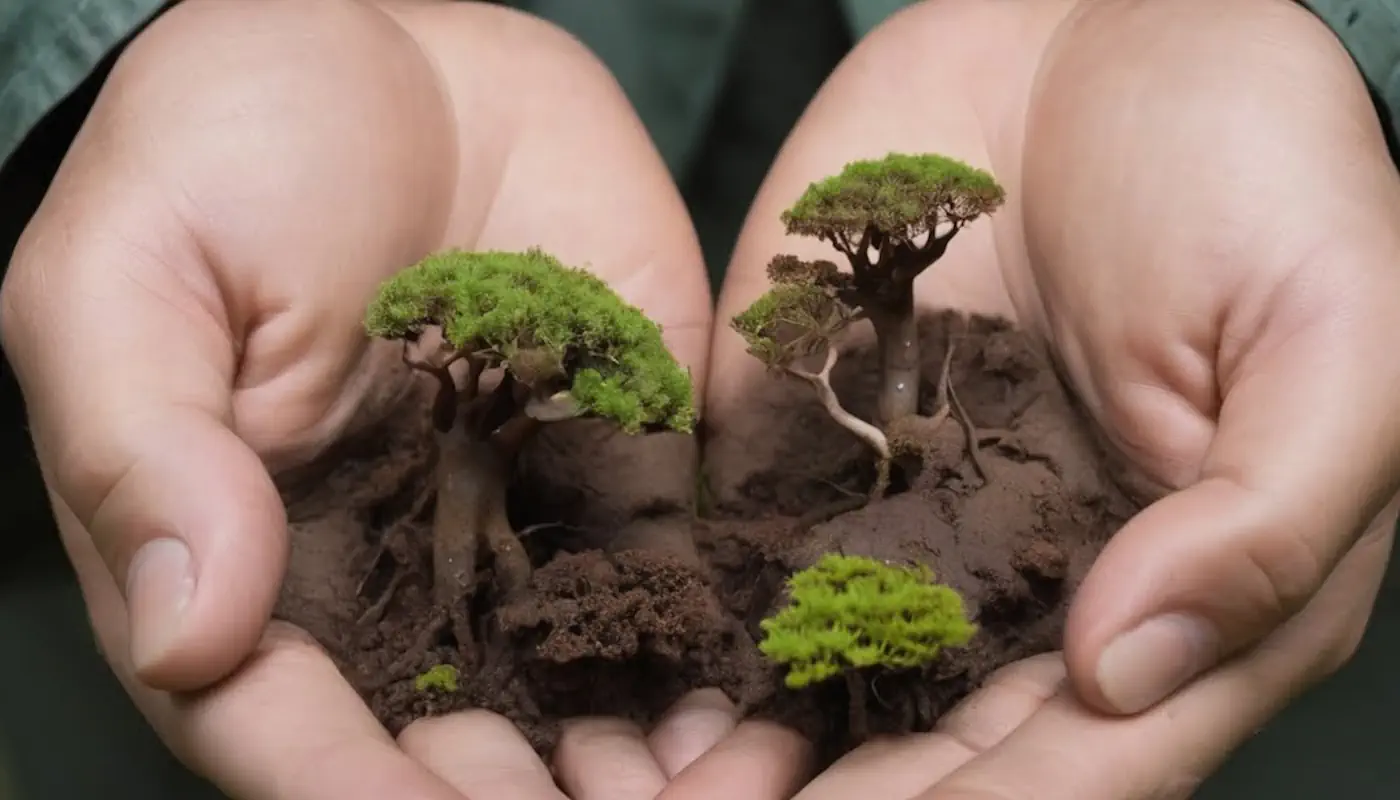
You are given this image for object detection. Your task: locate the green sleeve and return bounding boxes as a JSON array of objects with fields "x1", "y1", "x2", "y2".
[
  {"x1": 1304, "y1": 0, "x2": 1400, "y2": 151},
  {"x1": 507, "y1": 0, "x2": 747, "y2": 178},
  {"x1": 836, "y1": 0, "x2": 1399, "y2": 152},
  {"x1": 0, "y1": 0, "x2": 166, "y2": 169},
  {"x1": 2, "y1": 0, "x2": 1395, "y2": 177},
  {"x1": 836, "y1": 0, "x2": 916, "y2": 39}
]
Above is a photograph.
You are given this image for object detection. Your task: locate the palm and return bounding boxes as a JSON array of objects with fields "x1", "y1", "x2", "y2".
[
  {"x1": 704, "y1": 3, "x2": 1400, "y2": 799},
  {"x1": 1, "y1": 2, "x2": 722, "y2": 798}
]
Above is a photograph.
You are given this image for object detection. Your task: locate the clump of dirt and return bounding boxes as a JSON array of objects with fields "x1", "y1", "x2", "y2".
[{"x1": 273, "y1": 310, "x2": 1138, "y2": 764}]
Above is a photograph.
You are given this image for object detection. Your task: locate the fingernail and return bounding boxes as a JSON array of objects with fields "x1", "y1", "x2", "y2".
[
  {"x1": 1096, "y1": 613, "x2": 1219, "y2": 713},
  {"x1": 126, "y1": 538, "x2": 196, "y2": 674}
]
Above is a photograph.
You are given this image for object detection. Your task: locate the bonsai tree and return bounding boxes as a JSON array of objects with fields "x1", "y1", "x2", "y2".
[
  {"x1": 731, "y1": 153, "x2": 1004, "y2": 487},
  {"x1": 363, "y1": 247, "x2": 695, "y2": 654},
  {"x1": 758, "y1": 553, "x2": 976, "y2": 739}
]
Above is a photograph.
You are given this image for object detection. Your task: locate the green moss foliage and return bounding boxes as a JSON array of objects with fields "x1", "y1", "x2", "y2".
[
  {"x1": 782, "y1": 152, "x2": 1005, "y2": 241},
  {"x1": 364, "y1": 248, "x2": 695, "y2": 434},
  {"x1": 730, "y1": 283, "x2": 845, "y2": 369},
  {"x1": 413, "y1": 664, "x2": 460, "y2": 694},
  {"x1": 758, "y1": 553, "x2": 976, "y2": 689},
  {"x1": 730, "y1": 254, "x2": 859, "y2": 371}
]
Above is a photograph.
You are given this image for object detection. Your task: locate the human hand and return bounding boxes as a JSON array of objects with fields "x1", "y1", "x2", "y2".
[
  {"x1": 704, "y1": 0, "x2": 1400, "y2": 796},
  {"x1": 0, "y1": 1, "x2": 710, "y2": 798},
  {"x1": 394, "y1": 689, "x2": 812, "y2": 800}
]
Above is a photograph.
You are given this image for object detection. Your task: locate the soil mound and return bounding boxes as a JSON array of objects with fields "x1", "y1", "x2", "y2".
[{"x1": 274, "y1": 310, "x2": 1138, "y2": 764}]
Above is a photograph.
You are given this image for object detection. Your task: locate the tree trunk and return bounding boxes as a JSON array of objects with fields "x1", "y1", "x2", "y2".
[
  {"x1": 869, "y1": 290, "x2": 920, "y2": 425},
  {"x1": 430, "y1": 430, "x2": 533, "y2": 639}
]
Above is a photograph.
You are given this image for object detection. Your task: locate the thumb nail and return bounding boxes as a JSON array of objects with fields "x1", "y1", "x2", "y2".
[
  {"x1": 1095, "y1": 612, "x2": 1220, "y2": 714},
  {"x1": 126, "y1": 538, "x2": 197, "y2": 675}
]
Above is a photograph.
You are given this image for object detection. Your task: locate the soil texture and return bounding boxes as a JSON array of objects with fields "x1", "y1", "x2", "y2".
[{"x1": 274, "y1": 310, "x2": 1140, "y2": 764}]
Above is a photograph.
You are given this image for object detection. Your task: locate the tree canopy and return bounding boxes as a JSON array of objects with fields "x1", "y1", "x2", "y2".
[
  {"x1": 758, "y1": 554, "x2": 976, "y2": 689},
  {"x1": 730, "y1": 254, "x2": 864, "y2": 370},
  {"x1": 730, "y1": 265, "x2": 853, "y2": 371},
  {"x1": 782, "y1": 152, "x2": 1004, "y2": 243},
  {"x1": 364, "y1": 248, "x2": 695, "y2": 434}
]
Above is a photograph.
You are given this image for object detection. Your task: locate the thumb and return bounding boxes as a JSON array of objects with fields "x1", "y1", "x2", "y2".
[
  {"x1": 1064, "y1": 248, "x2": 1400, "y2": 716},
  {"x1": 1, "y1": 219, "x2": 286, "y2": 693}
]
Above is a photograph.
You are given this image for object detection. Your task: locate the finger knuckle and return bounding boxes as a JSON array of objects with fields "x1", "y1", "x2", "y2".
[{"x1": 1238, "y1": 516, "x2": 1329, "y2": 623}]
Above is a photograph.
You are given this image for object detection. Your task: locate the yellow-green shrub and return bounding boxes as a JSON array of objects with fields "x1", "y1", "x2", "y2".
[
  {"x1": 759, "y1": 553, "x2": 976, "y2": 688},
  {"x1": 413, "y1": 664, "x2": 460, "y2": 694}
]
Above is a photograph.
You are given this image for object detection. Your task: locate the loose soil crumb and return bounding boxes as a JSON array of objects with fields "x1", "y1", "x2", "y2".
[{"x1": 273, "y1": 310, "x2": 1140, "y2": 766}]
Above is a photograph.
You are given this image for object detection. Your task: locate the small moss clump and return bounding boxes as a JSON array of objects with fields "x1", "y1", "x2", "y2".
[
  {"x1": 759, "y1": 553, "x2": 976, "y2": 689},
  {"x1": 413, "y1": 664, "x2": 460, "y2": 694}
]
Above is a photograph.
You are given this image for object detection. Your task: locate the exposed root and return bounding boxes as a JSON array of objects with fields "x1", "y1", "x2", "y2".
[
  {"x1": 485, "y1": 516, "x2": 533, "y2": 601},
  {"x1": 787, "y1": 346, "x2": 891, "y2": 478},
  {"x1": 948, "y1": 380, "x2": 989, "y2": 483},
  {"x1": 448, "y1": 603, "x2": 476, "y2": 661},
  {"x1": 977, "y1": 429, "x2": 1012, "y2": 446},
  {"x1": 364, "y1": 606, "x2": 452, "y2": 692},
  {"x1": 356, "y1": 485, "x2": 434, "y2": 598},
  {"x1": 884, "y1": 336, "x2": 993, "y2": 485},
  {"x1": 943, "y1": 319, "x2": 991, "y2": 483},
  {"x1": 356, "y1": 543, "x2": 390, "y2": 599},
  {"x1": 872, "y1": 458, "x2": 892, "y2": 499},
  {"x1": 819, "y1": 478, "x2": 867, "y2": 499},
  {"x1": 870, "y1": 673, "x2": 894, "y2": 709},
  {"x1": 357, "y1": 568, "x2": 407, "y2": 627},
  {"x1": 934, "y1": 336, "x2": 955, "y2": 409},
  {"x1": 888, "y1": 336, "x2": 956, "y2": 452}
]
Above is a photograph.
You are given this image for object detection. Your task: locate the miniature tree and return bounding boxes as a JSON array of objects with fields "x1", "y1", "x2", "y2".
[
  {"x1": 731, "y1": 153, "x2": 1004, "y2": 487},
  {"x1": 364, "y1": 248, "x2": 695, "y2": 653},
  {"x1": 758, "y1": 553, "x2": 976, "y2": 739}
]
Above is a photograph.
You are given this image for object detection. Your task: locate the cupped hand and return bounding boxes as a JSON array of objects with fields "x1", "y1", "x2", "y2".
[
  {"x1": 0, "y1": 1, "x2": 710, "y2": 798},
  {"x1": 706, "y1": 0, "x2": 1400, "y2": 796}
]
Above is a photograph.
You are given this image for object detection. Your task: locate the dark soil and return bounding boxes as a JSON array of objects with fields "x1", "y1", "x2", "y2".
[{"x1": 273, "y1": 310, "x2": 1139, "y2": 765}]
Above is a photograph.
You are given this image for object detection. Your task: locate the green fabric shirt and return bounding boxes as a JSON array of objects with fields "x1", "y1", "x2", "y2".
[{"x1": 0, "y1": 0, "x2": 166, "y2": 166}]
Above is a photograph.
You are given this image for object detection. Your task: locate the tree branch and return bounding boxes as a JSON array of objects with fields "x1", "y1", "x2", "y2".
[
  {"x1": 851, "y1": 225, "x2": 878, "y2": 274},
  {"x1": 827, "y1": 231, "x2": 856, "y2": 261},
  {"x1": 473, "y1": 370, "x2": 522, "y2": 439},
  {"x1": 402, "y1": 341, "x2": 459, "y2": 432},
  {"x1": 491, "y1": 410, "x2": 544, "y2": 461},
  {"x1": 917, "y1": 220, "x2": 961, "y2": 259},
  {"x1": 786, "y1": 347, "x2": 889, "y2": 460},
  {"x1": 888, "y1": 221, "x2": 963, "y2": 286},
  {"x1": 461, "y1": 353, "x2": 486, "y2": 401}
]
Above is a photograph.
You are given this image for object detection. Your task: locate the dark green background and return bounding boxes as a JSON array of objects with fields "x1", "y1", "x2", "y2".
[{"x1": 2, "y1": 1, "x2": 1398, "y2": 797}]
